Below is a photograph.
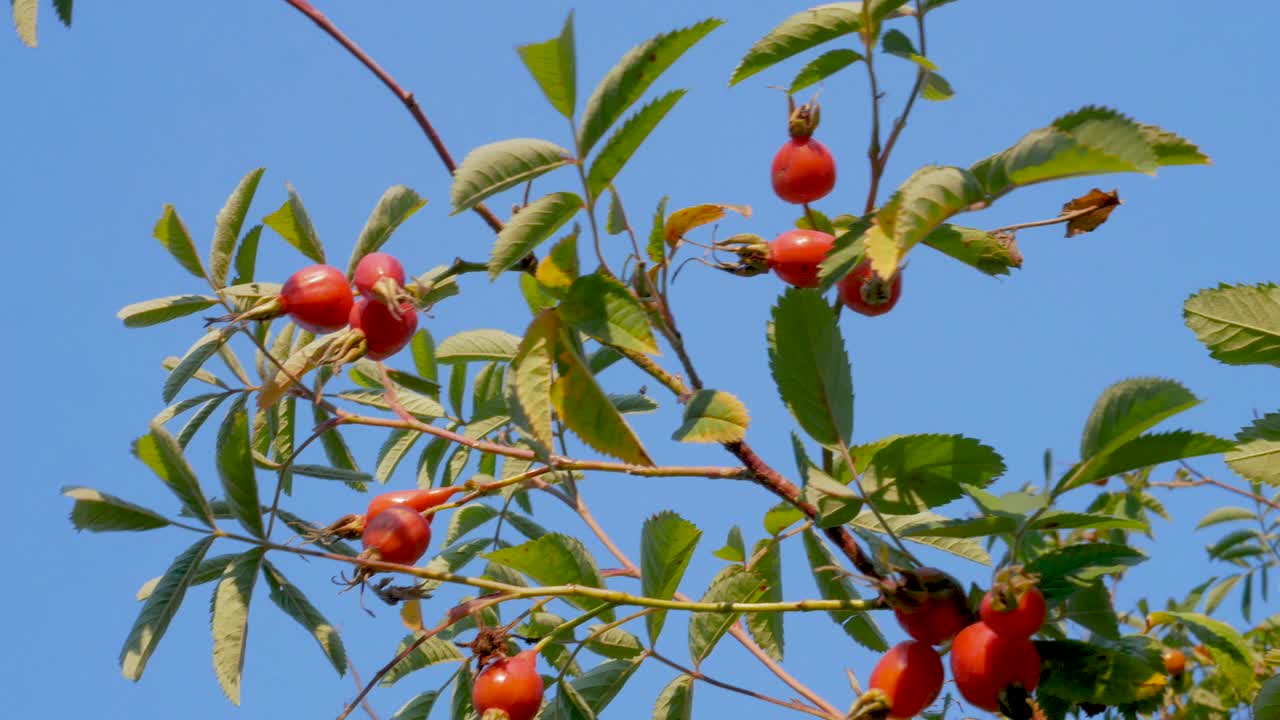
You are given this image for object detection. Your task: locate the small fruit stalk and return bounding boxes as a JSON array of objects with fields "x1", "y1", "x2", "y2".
[
  {"x1": 772, "y1": 97, "x2": 836, "y2": 205},
  {"x1": 881, "y1": 566, "x2": 973, "y2": 646}
]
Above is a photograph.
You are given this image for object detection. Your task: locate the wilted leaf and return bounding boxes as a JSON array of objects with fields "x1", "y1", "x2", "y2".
[{"x1": 1062, "y1": 188, "x2": 1122, "y2": 237}]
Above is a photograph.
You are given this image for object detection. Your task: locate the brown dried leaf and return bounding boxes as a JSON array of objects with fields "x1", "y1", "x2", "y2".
[{"x1": 1062, "y1": 188, "x2": 1122, "y2": 238}]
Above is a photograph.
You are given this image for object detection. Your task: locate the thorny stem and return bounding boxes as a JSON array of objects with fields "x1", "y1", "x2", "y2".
[
  {"x1": 281, "y1": 0, "x2": 505, "y2": 234},
  {"x1": 647, "y1": 649, "x2": 834, "y2": 719}
]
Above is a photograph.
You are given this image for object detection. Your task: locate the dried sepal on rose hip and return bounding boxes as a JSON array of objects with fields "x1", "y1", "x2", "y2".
[
  {"x1": 979, "y1": 566, "x2": 1047, "y2": 640},
  {"x1": 771, "y1": 97, "x2": 836, "y2": 205},
  {"x1": 880, "y1": 566, "x2": 973, "y2": 646},
  {"x1": 349, "y1": 298, "x2": 418, "y2": 360},
  {"x1": 838, "y1": 259, "x2": 903, "y2": 317}
]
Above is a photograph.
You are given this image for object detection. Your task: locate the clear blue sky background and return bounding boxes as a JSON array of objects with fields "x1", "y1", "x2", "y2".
[{"x1": 3, "y1": 2, "x2": 1276, "y2": 718}]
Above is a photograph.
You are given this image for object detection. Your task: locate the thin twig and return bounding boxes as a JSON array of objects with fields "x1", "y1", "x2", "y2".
[
  {"x1": 872, "y1": 1, "x2": 929, "y2": 202},
  {"x1": 281, "y1": 0, "x2": 505, "y2": 234},
  {"x1": 648, "y1": 649, "x2": 833, "y2": 719},
  {"x1": 987, "y1": 204, "x2": 1102, "y2": 235},
  {"x1": 346, "y1": 658, "x2": 382, "y2": 720}
]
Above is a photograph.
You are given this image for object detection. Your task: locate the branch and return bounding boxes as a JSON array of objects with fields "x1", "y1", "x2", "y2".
[
  {"x1": 648, "y1": 649, "x2": 834, "y2": 719},
  {"x1": 281, "y1": 0, "x2": 505, "y2": 234}
]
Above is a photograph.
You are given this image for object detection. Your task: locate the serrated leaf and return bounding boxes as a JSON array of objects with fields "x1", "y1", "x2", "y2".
[
  {"x1": 210, "y1": 168, "x2": 266, "y2": 288},
  {"x1": 652, "y1": 675, "x2": 694, "y2": 720},
  {"x1": 164, "y1": 328, "x2": 232, "y2": 403},
  {"x1": 152, "y1": 205, "x2": 205, "y2": 279},
  {"x1": 546, "y1": 678, "x2": 595, "y2": 720},
  {"x1": 1026, "y1": 543, "x2": 1147, "y2": 601},
  {"x1": 767, "y1": 288, "x2": 853, "y2": 448},
  {"x1": 347, "y1": 186, "x2": 426, "y2": 277},
  {"x1": 1065, "y1": 579, "x2": 1119, "y2": 638},
  {"x1": 587, "y1": 90, "x2": 686, "y2": 197},
  {"x1": 552, "y1": 337, "x2": 653, "y2": 466},
  {"x1": 920, "y1": 223, "x2": 1021, "y2": 276},
  {"x1": 506, "y1": 311, "x2": 558, "y2": 460},
  {"x1": 688, "y1": 566, "x2": 768, "y2": 664},
  {"x1": 485, "y1": 534, "x2": 614, "y2": 620},
  {"x1": 134, "y1": 422, "x2": 215, "y2": 528},
  {"x1": 137, "y1": 554, "x2": 236, "y2": 602},
  {"x1": 672, "y1": 389, "x2": 749, "y2": 443},
  {"x1": 517, "y1": 12, "x2": 577, "y2": 119},
  {"x1": 1037, "y1": 639, "x2": 1168, "y2": 706},
  {"x1": 855, "y1": 511, "x2": 992, "y2": 564},
  {"x1": 418, "y1": 538, "x2": 491, "y2": 593},
  {"x1": 120, "y1": 537, "x2": 215, "y2": 680},
  {"x1": 560, "y1": 273, "x2": 659, "y2": 355},
  {"x1": 230, "y1": 224, "x2": 262, "y2": 286},
  {"x1": 584, "y1": 628, "x2": 644, "y2": 661},
  {"x1": 436, "y1": 329, "x2": 521, "y2": 363},
  {"x1": 375, "y1": 429, "x2": 421, "y2": 484},
  {"x1": 868, "y1": 165, "x2": 985, "y2": 275},
  {"x1": 211, "y1": 548, "x2": 264, "y2": 704},
  {"x1": 64, "y1": 486, "x2": 171, "y2": 533},
  {"x1": 215, "y1": 400, "x2": 264, "y2": 538},
  {"x1": 970, "y1": 106, "x2": 1178, "y2": 200},
  {"x1": 790, "y1": 48, "x2": 863, "y2": 93},
  {"x1": 489, "y1": 192, "x2": 583, "y2": 278},
  {"x1": 1227, "y1": 412, "x2": 1280, "y2": 486},
  {"x1": 730, "y1": 3, "x2": 871, "y2": 86},
  {"x1": 1078, "y1": 378, "x2": 1199, "y2": 461},
  {"x1": 746, "y1": 539, "x2": 785, "y2": 661},
  {"x1": 52, "y1": 0, "x2": 72, "y2": 26},
  {"x1": 263, "y1": 183, "x2": 324, "y2": 263},
  {"x1": 536, "y1": 226, "x2": 581, "y2": 297},
  {"x1": 801, "y1": 530, "x2": 887, "y2": 650},
  {"x1": 647, "y1": 196, "x2": 669, "y2": 264},
  {"x1": 1149, "y1": 611, "x2": 1257, "y2": 698},
  {"x1": 610, "y1": 393, "x2": 659, "y2": 414},
  {"x1": 381, "y1": 635, "x2": 465, "y2": 686},
  {"x1": 444, "y1": 505, "x2": 500, "y2": 547},
  {"x1": 391, "y1": 691, "x2": 438, "y2": 720},
  {"x1": 1184, "y1": 283, "x2": 1280, "y2": 367},
  {"x1": 452, "y1": 139, "x2": 574, "y2": 215},
  {"x1": 1139, "y1": 124, "x2": 1211, "y2": 166},
  {"x1": 118, "y1": 295, "x2": 219, "y2": 328},
  {"x1": 664, "y1": 202, "x2": 751, "y2": 245},
  {"x1": 1065, "y1": 430, "x2": 1234, "y2": 490},
  {"x1": 571, "y1": 657, "x2": 642, "y2": 713},
  {"x1": 816, "y1": 219, "x2": 871, "y2": 292},
  {"x1": 452, "y1": 663, "x2": 475, "y2": 719},
  {"x1": 863, "y1": 434, "x2": 1005, "y2": 514},
  {"x1": 642, "y1": 511, "x2": 702, "y2": 643},
  {"x1": 579, "y1": 19, "x2": 723, "y2": 155}
]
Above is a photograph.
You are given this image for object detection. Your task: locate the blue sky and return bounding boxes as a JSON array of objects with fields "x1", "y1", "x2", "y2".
[{"x1": 3, "y1": 1, "x2": 1277, "y2": 718}]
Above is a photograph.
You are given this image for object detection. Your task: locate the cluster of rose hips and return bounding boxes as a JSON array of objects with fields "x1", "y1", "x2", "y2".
[
  {"x1": 715, "y1": 98, "x2": 903, "y2": 315},
  {"x1": 266, "y1": 252, "x2": 418, "y2": 361},
  {"x1": 859, "y1": 567, "x2": 1045, "y2": 719}
]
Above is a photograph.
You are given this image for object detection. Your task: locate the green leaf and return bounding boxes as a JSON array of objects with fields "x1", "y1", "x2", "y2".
[
  {"x1": 290, "y1": 465, "x2": 370, "y2": 487},
  {"x1": 375, "y1": 429, "x2": 421, "y2": 484},
  {"x1": 489, "y1": 192, "x2": 583, "y2": 278},
  {"x1": 546, "y1": 678, "x2": 596, "y2": 720},
  {"x1": 120, "y1": 537, "x2": 215, "y2": 680},
  {"x1": 552, "y1": 336, "x2": 653, "y2": 466},
  {"x1": 485, "y1": 534, "x2": 614, "y2": 620},
  {"x1": 790, "y1": 48, "x2": 863, "y2": 93},
  {"x1": 452, "y1": 662, "x2": 474, "y2": 719},
  {"x1": 647, "y1": 196, "x2": 669, "y2": 264},
  {"x1": 671, "y1": 389, "x2": 750, "y2": 444},
  {"x1": 584, "y1": 628, "x2": 644, "y2": 661},
  {"x1": 506, "y1": 312, "x2": 558, "y2": 459},
  {"x1": 560, "y1": 273, "x2": 659, "y2": 355},
  {"x1": 230, "y1": 224, "x2": 262, "y2": 286},
  {"x1": 970, "y1": 107, "x2": 1180, "y2": 200},
  {"x1": 443, "y1": 505, "x2": 500, "y2": 547},
  {"x1": 571, "y1": 658, "x2": 642, "y2": 713},
  {"x1": 730, "y1": 4, "x2": 870, "y2": 86},
  {"x1": 347, "y1": 186, "x2": 426, "y2": 277},
  {"x1": 746, "y1": 539, "x2": 785, "y2": 661},
  {"x1": 713, "y1": 525, "x2": 746, "y2": 562},
  {"x1": 418, "y1": 538, "x2": 492, "y2": 594},
  {"x1": 1149, "y1": 611, "x2": 1257, "y2": 698},
  {"x1": 1065, "y1": 579, "x2": 1119, "y2": 638},
  {"x1": 579, "y1": 19, "x2": 723, "y2": 155},
  {"x1": 381, "y1": 635, "x2": 465, "y2": 686},
  {"x1": 263, "y1": 183, "x2": 324, "y2": 263},
  {"x1": 652, "y1": 675, "x2": 694, "y2": 720},
  {"x1": 641, "y1": 511, "x2": 702, "y2": 643},
  {"x1": 134, "y1": 422, "x2": 216, "y2": 528},
  {"x1": 164, "y1": 328, "x2": 231, "y2": 403},
  {"x1": 152, "y1": 205, "x2": 205, "y2": 279},
  {"x1": 215, "y1": 400, "x2": 265, "y2": 538},
  {"x1": 1037, "y1": 639, "x2": 1167, "y2": 706},
  {"x1": 12, "y1": 0, "x2": 40, "y2": 47},
  {"x1": 136, "y1": 554, "x2": 236, "y2": 602},
  {"x1": 1205, "y1": 575, "x2": 1242, "y2": 614},
  {"x1": 1140, "y1": 123, "x2": 1211, "y2": 166},
  {"x1": 920, "y1": 223, "x2": 1021, "y2": 276},
  {"x1": 118, "y1": 295, "x2": 219, "y2": 328},
  {"x1": 176, "y1": 393, "x2": 230, "y2": 448},
  {"x1": 610, "y1": 393, "x2": 659, "y2": 414},
  {"x1": 688, "y1": 566, "x2": 768, "y2": 664},
  {"x1": 1185, "y1": 283, "x2": 1280, "y2": 367},
  {"x1": 437, "y1": 329, "x2": 521, "y2": 363},
  {"x1": 855, "y1": 511, "x2": 992, "y2": 564},
  {"x1": 863, "y1": 434, "x2": 1005, "y2": 513},
  {"x1": 211, "y1": 548, "x2": 264, "y2": 704},
  {"x1": 452, "y1": 139, "x2": 574, "y2": 215},
  {"x1": 517, "y1": 12, "x2": 577, "y2": 119},
  {"x1": 881, "y1": 29, "x2": 934, "y2": 69},
  {"x1": 390, "y1": 692, "x2": 438, "y2": 720},
  {"x1": 802, "y1": 530, "x2": 887, "y2": 650},
  {"x1": 1026, "y1": 543, "x2": 1147, "y2": 601},
  {"x1": 587, "y1": 89, "x2": 686, "y2": 197},
  {"x1": 1227, "y1": 412, "x2": 1280, "y2": 486},
  {"x1": 1256, "y1": 675, "x2": 1280, "y2": 720},
  {"x1": 536, "y1": 226, "x2": 581, "y2": 297},
  {"x1": 866, "y1": 165, "x2": 985, "y2": 275},
  {"x1": 64, "y1": 486, "x2": 171, "y2": 532},
  {"x1": 1078, "y1": 378, "x2": 1199, "y2": 460},
  {"x1": 211, "y1": 168, "x2": 266, "y2": 288},
  {"x1": 52, "y1": 0, "x2": 72, "y2": 26},
  {"x1": 921, "y1": 71, "x2": 954, "y2": 100},
  {"x1": 1198, "y1": 506, "x2": 1256, "y2": 529},
  {"x1": 1065, "y1": 431, "x2": 1234, "y2": 490},
  {"x1": 768, "y1": 288, "x2": 854, "y2": 448},
  {"x1": 816, "y1": 220, "x2": 871, "y2": 292}
]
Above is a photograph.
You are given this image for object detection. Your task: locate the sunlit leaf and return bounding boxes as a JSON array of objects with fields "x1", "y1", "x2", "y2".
[
  {"x1": 641, "y1": 511, "x2": 701, "y2": 643},
  {"x1": 210, "y1": 548, "x2": 264, "y2": 704},
  {"x1": 672, "y1": 389, "x2": 749, "y2": 443},
  {"x1": 485, "y1": 534, "x2": 614, "y2": 620},
  {"x1": 120, "y1": 537, "x2": 215, "y2": 680},
  {"x1": 517, "y1": 12, "x2": 577, "y2": 119},
  {"x1": 790, "y1": 48, "x2": 863, "y2": 93},
  {"x1": 152, "y1": 205, "x2": 205, "y2": 279},
  {"x1": 489, "y1": 192, "x2": 583, "y2": 278},
  {"x1": 802, "y1": 530, "x2": 887, "y2": 650},
  {"x1": 210, "y1": 168, "x2": 266, "y2": 288},
  {"x1": 118, "y1": 295, "x2": 219, "y2": 328},
  {"x1": 347, "y1": 186, "x2": 426, "y2": 277},
  {"x1": 263, "y1": 183, "x2": 324, "y2": 263},
  {"x1": 64, "y1": 486, "x2": 171, "y2": 533},
  {"x1": 1184, "y1": 283, "x2": 1280, "y2": 367},
  {"x1": 768, "y1": 288, "x2": 853, "y2": 448},
  {"x1": 1227, "y1": 412, "x2": 1280, "y2": 486},
  {"x1": 133, "y1": 422, "x2": 215, "y2": 528},
  {"x1": 215, "y1": 399, "x2": 264, "y2": 537},
  {"x1": 452, "y1": 139, "x2": 574, "y2": 215},
  {"x1": 560, "y1": 273, "x2": 659, "y2": 355},
  {"x1": 587, "y1": 90, "x2": 686, "y2": 197},
  {"x1": 688, "y1": 566, "x2": 768, "y2": 663}
]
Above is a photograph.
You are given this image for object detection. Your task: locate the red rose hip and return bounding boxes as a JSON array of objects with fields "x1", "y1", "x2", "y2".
[
  {"x1": 772, "y1": 137, "x2": 836, "y2": 204},
  {"x1": 353, "y1": 252, "x2": 406, "y2": 299},
  {"x1": 360, "y1": 505, "x2": 431, "y2": 565},
  {"x1": 366, "y1": 488, "x2": 460, "y2": 524},
  {"x1": 473, "y1": 650, "x2": 544, "y2": 720},
  {"x1": 950, "y1": 622, "x2": 1041, "y2": 712},
  {"x1": 349, "y1": 298, "x2": 418, "y2": 361},
  {"x1": 869, "y1": 641, "x2": 944, "y2": 719},
  {"x1": 980, "y1": 586, "x2": 1046, "y2": 640},
  {"x1": 768, "y1": 229, "x2": 835, "y2": 288},
  {"x1": 838, "y1": 260, "x2": 902, "y2": 317},
  {"x1": 280, "y1": 264, "x2": 354, "y2": 333}
]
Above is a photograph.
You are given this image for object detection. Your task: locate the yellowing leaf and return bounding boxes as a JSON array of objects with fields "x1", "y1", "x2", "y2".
[{"x1": 664, "y1": 203, "x2": 751, "y2": 245}]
